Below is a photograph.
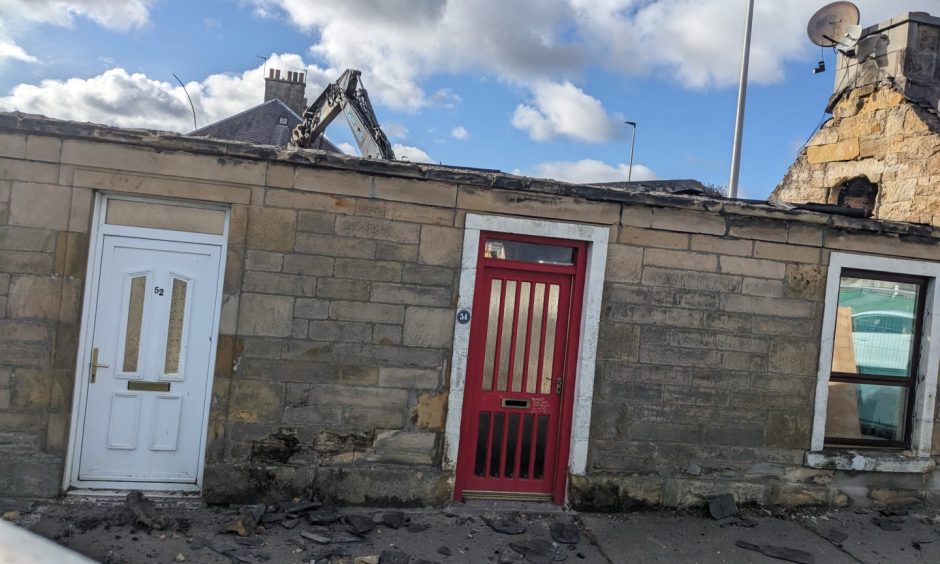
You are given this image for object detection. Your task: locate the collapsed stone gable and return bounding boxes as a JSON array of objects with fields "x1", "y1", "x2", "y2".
[
  {"x1": 771, "y1": 83, "x2": 940, "y2": 225},
  {"x1": 773, "y1": 11, "x2": 940, "y2": 227}
]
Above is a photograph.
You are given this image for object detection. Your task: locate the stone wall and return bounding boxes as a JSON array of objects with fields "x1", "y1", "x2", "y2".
[
  {"x1": 771, "y1": 83, "x2": 940, "y2": 227},
  {"x1": 578, "y1": 208, "x2": 940, "y2": 510},
  {"x1": 3, "y1": 113, "x2": 940, "y2": 508}
]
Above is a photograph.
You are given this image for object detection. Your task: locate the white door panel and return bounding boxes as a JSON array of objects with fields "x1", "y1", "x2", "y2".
[{"x1": 78, "y1": 236, "x2": 220, "y2": 483}]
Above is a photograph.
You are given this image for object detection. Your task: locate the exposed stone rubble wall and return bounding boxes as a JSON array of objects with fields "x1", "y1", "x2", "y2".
[
  {"x1": 771, "y1": 83, "x2": 940, "y2": 226},
  {"x1": 2, "y1": 113, "x2": 940, "y2": 509},
  {"x1": 773, "y1": 12, "x2": 940, "y2": 227}
]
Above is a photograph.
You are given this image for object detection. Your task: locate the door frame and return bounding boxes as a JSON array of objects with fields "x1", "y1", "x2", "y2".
[
  {"x1": 443, "y1": 213, "x2": 610, "y2": 504},
  {"x1": 63, "y1": 193, "x2": 230, "y2": 493}
]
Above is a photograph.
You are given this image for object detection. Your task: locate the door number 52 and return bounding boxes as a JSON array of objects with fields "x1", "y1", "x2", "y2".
[{"x1": 153, "y1": 286, "x2": 164, "y2": 296}]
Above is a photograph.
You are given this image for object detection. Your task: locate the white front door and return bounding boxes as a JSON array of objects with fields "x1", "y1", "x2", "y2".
[{"x1": 77, "y1": 235, "x2": 221, "y2": 484}]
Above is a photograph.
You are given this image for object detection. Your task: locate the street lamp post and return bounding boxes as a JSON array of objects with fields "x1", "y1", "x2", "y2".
[
  {"x1": 728, "y1": 0, "x2": 755, "y2": 199},
  {"x1": 625, "y1": 121, "x2": 637, "y2": 182}
]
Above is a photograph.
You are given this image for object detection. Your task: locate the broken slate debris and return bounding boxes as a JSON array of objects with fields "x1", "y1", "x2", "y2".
[
  {"x1": 707, "y1": 494, "x2": 738, "y2": 520},
  {"x1": 192, "y1": 536, "x2": 254, "y2": 563},
  {"x1": 332, "y1": 530, "x2": 367, "y2": 543},
  {"x1": 509, "y1": 539, "x2": 568, "y2": 563},
  {"x1": 234, "y1": 536, "x2": 264, "y2": 547},
  {"x1": 375, "y1": 510, "x2": 406, "y2": 529},
  {"x1": 485, "y1": 514, "x2": 527, "y2": 535},
  {"x1": 437, "y1": 545, "x2": 452, "y2": 556},
  {"x1": 126, "y1": 491, "x2": 172, "y2": 531},
  {"x1": 224, "y1": 504, "x2": 265, "y2": 537},
  {"x1": 346, "y1": 513, "x2": 377, "y2": 535},
  {"x1": 871, "y1": 516, "x2": 903, "y2": 531},
  {"x1": 307, "y1": 504, "x2": 341, "y2": 525},
  {"x1": 378, "y1": 550, "x2": 410, "y2": 564},
  {"x1": 735, "y1": 540, "x2": 815, "y2": 564},
  {"x1": 549, "y1": 522, "x2": 580, "y2": 544},
  {"x1": 823, "y1": 527, "x2": 848, "y2": 544},
  {"x1": 912, "y1": 538, "x2": 933, "y2": 550},
  {"x1": 408, "y1": 522, "x2": 430, "y2": 533},
  {"x1": 300, "y1": 531, "x2": 333, "y2": 545},
  {"x1": 279, "y1": 500, "x2": 320, "y2": 514}
]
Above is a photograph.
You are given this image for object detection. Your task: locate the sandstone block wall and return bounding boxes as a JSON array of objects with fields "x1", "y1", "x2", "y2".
[{"x1": 3, "y1": 114, "x2": 940, "y2": 508}]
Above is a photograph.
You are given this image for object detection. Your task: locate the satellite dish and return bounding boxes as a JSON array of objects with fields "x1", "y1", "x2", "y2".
[
  {"x1": 807, "y1": 1, "x2": 860, "y2": 47},
  {"x1": 836, "y1": 24, "x2": 862, "y2": 53}
]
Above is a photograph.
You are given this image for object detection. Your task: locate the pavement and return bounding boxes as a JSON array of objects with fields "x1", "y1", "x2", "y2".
[{"x1": 2, "y1": 497, "x2": 940, "y2": 563}]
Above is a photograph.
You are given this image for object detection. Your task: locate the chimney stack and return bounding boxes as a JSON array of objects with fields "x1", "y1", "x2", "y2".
[
  {"x1": 834, "y1": 12, "x2": 940, "y2": 112},
  {"x1": 264, "y1": 67, "x2": 308, "y2": 116}
]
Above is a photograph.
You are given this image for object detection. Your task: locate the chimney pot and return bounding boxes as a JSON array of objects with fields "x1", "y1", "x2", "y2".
[
  {"x1": 268, "y1": 69, "x2": 275, "y2": 79},
  {"x1": 299, "y1": 72, "x2": 305, "y2": 83},
  {"x1": 264, "y1": 67, "x2": 308, "y2": 115}
]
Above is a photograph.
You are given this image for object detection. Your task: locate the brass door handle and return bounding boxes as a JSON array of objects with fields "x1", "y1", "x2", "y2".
[{"x1": 90, "y1": 347, "x2": 109, "y2": 383}]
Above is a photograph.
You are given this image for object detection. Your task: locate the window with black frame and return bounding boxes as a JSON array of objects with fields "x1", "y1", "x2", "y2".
[{"x1": 824, "y1": 269, "x2": 927, "y2": 448}]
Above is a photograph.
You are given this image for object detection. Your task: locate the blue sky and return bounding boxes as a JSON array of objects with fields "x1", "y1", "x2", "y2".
[{"x1": 1, "y1": 1, "x2": 935, "y2": 199}]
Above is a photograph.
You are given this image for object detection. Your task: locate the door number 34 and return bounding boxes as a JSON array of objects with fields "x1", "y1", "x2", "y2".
[{"x1": 153, "y1": 286, "x2": 165, "y2": 296}]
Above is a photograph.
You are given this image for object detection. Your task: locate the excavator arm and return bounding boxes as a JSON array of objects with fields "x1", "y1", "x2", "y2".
[{"x1": 290, "y1": 69, "x2": 395, "y2": 160}]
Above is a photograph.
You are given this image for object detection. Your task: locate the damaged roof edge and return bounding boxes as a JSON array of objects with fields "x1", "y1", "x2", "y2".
[{"x1": 3, "y1": 111, "x2": 939, "y2": 242}]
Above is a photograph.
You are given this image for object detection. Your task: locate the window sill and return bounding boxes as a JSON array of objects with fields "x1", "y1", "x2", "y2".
[{"x1": 805, "y1": 450, "x2": 936, "y2": 473}]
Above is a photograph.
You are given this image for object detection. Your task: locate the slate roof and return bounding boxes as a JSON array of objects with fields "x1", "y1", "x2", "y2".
[
  {"x1": 590, "y1": 179, "x2": 714, "y2": 196},
  {"x1": 189, "y1": 98, "x2": 340, "y2": 152}
]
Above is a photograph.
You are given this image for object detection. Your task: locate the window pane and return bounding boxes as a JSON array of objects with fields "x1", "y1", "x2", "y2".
[
  {"x1": 122, "y1": 275, "x2": 146, "y2": 373},
  {"x1": 540, "y1": 284, "x2": 560, "y2": 394},
  {"x1": 484, "y1": 240, "x2": 574, "y2": 265},
  {"x1": 526, "y1": 284, "x2": 545, "y2": 394},
  {"x1": 164, "y1": 278, "x2": 187, "y2": 375},
  {"x1": 481, "y1": 279, "x2": 502, "y2": 391},
  {"x1": 496, "y1": 281, "x2": 517, "y2": 392},
  {"x1": 825, "y1": 382, "x2": 907, "y2": 443},
  {"x1": 832, "y1": 276, "x2": 919, "y2": 378},
  {"x1": 511, "y1": 282, "x2": 531, "y2": 393}
]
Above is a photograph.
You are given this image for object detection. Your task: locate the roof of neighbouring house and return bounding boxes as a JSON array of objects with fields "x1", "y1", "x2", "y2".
[{"x1": 189, "y1": 98, "x2": 341, "y2": 152}]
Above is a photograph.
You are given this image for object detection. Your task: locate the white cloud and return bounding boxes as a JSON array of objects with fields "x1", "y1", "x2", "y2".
[
  {"x1": 0, "y1": 0, "x2": 155, "y2": 31},
  {"x1": 252, "y1": 0, "x2": 582, "y2": 109},
  {"x1": 0, "y1": 53, "x2": 337, "y2": 132},
  {"x1": 512, "y1": 80, "x2": 622, "y2": 143},
  {"x1": 250, "y1": 0, "x2": 940, "y2": 107},
  {"x1": 429, "y1": 88, "x2": 461, "y2": 110},
  {"x1": 0, "y1": 38, "x2": 37, "y2": 64},
  {"x1": 451, "y1": 126, "x2": 469, "y2": 140},
  {"x1": 337, "y1": 142, "x2": 357, "y2": 155},
  {"x1": 526, "y1": 158, "x2": 657, "y2": 184},
  {"x1": 383, "y1": 122, "x2": 408, "y2": 140},
  {"x1": 393, "y1": 143, "x2": 433, "y2": 163}
]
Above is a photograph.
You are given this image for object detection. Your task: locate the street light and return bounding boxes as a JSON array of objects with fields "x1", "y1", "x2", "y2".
[
  {"x1": 728, "y1": 0, "x2": 755, "y2": 199},
  {"x1": 625, "y1": 121, "x2": 637, "y2": 182}
]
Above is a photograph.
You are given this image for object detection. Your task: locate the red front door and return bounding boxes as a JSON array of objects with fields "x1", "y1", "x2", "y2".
[{"x1": 455, "y1": 233, "x2": 586, "y2": 504}]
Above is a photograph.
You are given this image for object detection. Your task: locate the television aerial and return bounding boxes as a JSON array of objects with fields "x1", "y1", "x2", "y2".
[{"x1": 807, "y1": 1, "x2": 861, "y2": 74}]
